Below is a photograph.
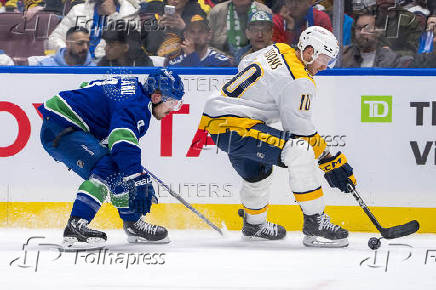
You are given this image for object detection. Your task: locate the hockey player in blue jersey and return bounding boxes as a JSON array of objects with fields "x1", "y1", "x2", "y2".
[{"x1": 38, "y1": 68, "x2": 185, "y2": 246}]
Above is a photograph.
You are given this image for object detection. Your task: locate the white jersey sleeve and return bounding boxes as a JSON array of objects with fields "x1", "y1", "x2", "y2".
[{"x1": 276, "y1": 78, "x2": 317, "y2": 136}]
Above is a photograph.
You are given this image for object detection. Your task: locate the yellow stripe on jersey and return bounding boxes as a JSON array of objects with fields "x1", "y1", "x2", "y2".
[
  {"x1": 274, "y1": 43, "x2": 316, "y2": 87},
  {"x1": 198, "y1": 114, "x2": 263, "y2": 134},
  {"x1": 293, "y1": 187, "x2": 324, "y2": 202},
  {"x1": 243, "y1": 205, "x2": 268, "y2": 215},
  {"x1": 245, "y1": 129, "x2": 286, "y2": 149},
  {"x1": 299, "y1": 133, "x2": 327, "y2": 159},
  {"x1": 199, "y1": 115, "x2": 286, "y2": 149}
]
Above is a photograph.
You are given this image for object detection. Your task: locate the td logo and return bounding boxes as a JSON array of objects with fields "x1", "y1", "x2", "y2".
[{"x1": 361, "y1": 96, "x2": 392, "y2": 123}]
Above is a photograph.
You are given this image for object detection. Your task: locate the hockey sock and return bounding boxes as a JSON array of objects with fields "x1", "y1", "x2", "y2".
[
  {"x1": 70, "y1": 179, "x2": 108, "y2": 222},
  {"x1": 118, "y1": 208, "x2": 142, "y2": 222},
  {"x1": 293, "y1": 187, "x2": 325, "y2": 215},
  {"x1": 243, "y1": 205, "x2": 268, "y2": 225}
]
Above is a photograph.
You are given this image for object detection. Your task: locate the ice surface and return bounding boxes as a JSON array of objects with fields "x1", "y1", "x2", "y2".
[{"x1": 1, "y1": 229, "x2": 436, "y2": 290}]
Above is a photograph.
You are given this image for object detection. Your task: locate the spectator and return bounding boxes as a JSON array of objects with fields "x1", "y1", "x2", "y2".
[
  {"x1": 412, "y1": 14, "x2": 436, "y2": 67},
  {"x1": 159, "y1": 0, "x2": 207, "y2": 33},
  {"x1": 0, "y1": 49, "x2": 14, "y2": 65},
  {"x1": 137, "y1": 1, "x2": 165, "y2": 55},
  {"x1": 139, "y1": 0, "x2": 206, "y2": 58},
  {"x1": 272, "y1": 0, "x2": 332, "y2": 46},
  {"x1": 271, "y1": 0, "x2": 286, "y2": 43},
  {"x1": 48, "y1": 0, "x2": 137, "y2": 60},
  {"x1": 166, "y1": 14, "x2": 232, "y2": 66},
  {"x1": 0, "y1": 0, "x2": 7, "y2": 12},
  {"x1": 22, "y1": 0, "x2": 85, "y2": 19},
  {"x1": 352, "y1": 0, "x2": 377, "y2": 15},
  {"x1": 375, "y1": 0, "x2": 423, "y2": 55},
  {"x1": 38, "y1": 26, "x2": 96, "y2": 66},
  {"x1": 208, "y1": 0, "x2": 271, "y2": 56},
  {"x1": 343, "y1": 1, "x2": 354, "y2": 46},
  {"x1": 23, "y1": 0, "x2": 70, "y2": 18},
  {"x1": 2, "y1": 0, "x2": 20, "y2": 12},
  {"x1": 406, "y1": 2, "x2": 431, "y2": 31},
  {"x1": 417, "y1": 12, "x2": 434, "y2": 53},
  {"x1": 198, "y1": 0, "x2": 212, "y2": 14},
  {"x1": 342, "y1": 13, "x2": 412, "y2": 68},
  {"x1": 234, "y1": 10, "x2": 272, "y2": 64},
  {"x1": 98, "y1": 21, "x2": 153, "y2": 66}
]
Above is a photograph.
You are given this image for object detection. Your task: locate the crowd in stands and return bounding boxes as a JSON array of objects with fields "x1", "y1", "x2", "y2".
[{"x1": 0, "y1": 0, "x2": 436, "y2": 68}]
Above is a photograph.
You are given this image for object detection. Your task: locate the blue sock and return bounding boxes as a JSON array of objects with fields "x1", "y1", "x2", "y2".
[
  {"x1": 118, "y1": 208, "x2": 141, "y2": 222},
  {"x1": 70, "y1": 192, "x2": 101, "y2": 222}
]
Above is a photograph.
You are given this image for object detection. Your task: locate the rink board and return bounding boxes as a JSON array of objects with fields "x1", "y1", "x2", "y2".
[
  {"x1": 0, "y1": 67, "x2": 435, "y2": 232},
  {"x1": 0, "y1": 202, "x2": 434, "y2": 233}
]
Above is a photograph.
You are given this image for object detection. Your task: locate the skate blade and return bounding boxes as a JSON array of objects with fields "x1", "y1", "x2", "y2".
[
  {"x1": 127, "y1": 236, "x2": 170, "y2": 244},
  {"x1": 303, "y1": 236, "x2": 349, "y2": 248},
  {"x1": 241, "y1": 235, "x2": 282, "y2": 241},
  {"x1": 62, "y1": 237, "x2": 106, "y2": 252}
]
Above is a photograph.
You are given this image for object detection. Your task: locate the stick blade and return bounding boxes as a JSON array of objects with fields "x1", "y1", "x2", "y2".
[{"x1": 381, "y1": 220, "x2": 420, "y2": 239}]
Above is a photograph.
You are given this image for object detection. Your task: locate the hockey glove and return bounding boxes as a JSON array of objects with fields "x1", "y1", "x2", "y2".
[
  {"x1": 126, "y1": 173, "x2": 157, "y2": 215},
  {"x1": 318, "y1": 152, "x2": 356, "y2": 193}
]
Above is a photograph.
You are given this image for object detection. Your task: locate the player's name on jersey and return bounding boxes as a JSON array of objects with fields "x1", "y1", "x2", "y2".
[{"x1": 264, "y1": 48, "x2": 282, "y2": 70}]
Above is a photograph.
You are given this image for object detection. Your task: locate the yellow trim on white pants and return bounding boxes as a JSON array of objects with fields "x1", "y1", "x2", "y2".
[{"x1": 293, "y1": 187, "x2": 324, "y2": 202}]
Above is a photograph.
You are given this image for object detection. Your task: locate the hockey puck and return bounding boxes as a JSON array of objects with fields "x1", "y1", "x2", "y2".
[{"x1": 368, "y1": 237, "x2": 381, "y2": 250}]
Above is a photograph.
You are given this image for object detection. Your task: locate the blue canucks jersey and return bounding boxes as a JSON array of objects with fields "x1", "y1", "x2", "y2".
[{"x1": 38, "y1": 77, "x2": 152, "y2": 177}]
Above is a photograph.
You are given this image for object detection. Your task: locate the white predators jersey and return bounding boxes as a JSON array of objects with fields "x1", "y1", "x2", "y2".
[{"x1": 202, "y1": 43, "x2": 317, "y2": 137}]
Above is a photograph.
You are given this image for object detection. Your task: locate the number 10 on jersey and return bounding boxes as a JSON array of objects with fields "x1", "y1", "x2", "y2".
[
  {"x1": 299, "y1": 94, "x2": 311, "y2": 111},
  {"x1": 222, "y1": 63, "x2": 264, "y2": 98}
]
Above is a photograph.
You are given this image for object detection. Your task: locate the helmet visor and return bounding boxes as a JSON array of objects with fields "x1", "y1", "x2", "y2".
[
  {"x1": 327, "y1": 58, "x2": 337, "y2": 69},
  {"x1": 317, "y1": 53, "x2": 336, "y2": 69}
]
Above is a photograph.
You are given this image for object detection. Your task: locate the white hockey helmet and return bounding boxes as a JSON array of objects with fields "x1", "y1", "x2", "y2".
[{"x1": 297, "y1": 26, "x2": 339, "y2": 68}]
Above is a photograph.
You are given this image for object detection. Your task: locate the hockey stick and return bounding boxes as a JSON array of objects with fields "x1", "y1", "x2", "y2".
[
  {"x1": 347, "y1": 184, "x2": 419, "y2": 239},
  {"x1": 143, "y1": 167, "x2": 223, "y2": 236}
]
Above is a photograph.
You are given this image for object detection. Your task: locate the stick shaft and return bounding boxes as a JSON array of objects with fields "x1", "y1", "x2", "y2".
[
  {"x1": 348, "y1": 185, "x2": 419, "y2": 239},
  {"x1": 144, "y1": 167, "x2": 223, "y2": 235},
  {"x1": 349, "y1": 187, "x2": 383, "y2": 231}
]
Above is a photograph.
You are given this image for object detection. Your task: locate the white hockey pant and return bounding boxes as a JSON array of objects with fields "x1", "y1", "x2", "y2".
[
  {"x1": 281, "y1": 139, "x2": 325, "y2": 215},
  {"x1": 240, "y1": 173, "x2": 273, "y2": 225}
]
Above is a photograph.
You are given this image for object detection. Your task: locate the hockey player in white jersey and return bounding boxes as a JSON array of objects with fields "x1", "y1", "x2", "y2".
[{"x1": 199, "y1": 26, "x2": 356, "y2": 247}]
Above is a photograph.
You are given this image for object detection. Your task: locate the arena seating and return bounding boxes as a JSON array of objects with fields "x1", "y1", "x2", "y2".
[{"x1": 0, "y1": 12, "x2": 60, "y2": 65}]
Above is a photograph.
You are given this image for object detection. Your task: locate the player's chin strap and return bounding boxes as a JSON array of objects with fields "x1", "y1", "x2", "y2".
[{"x1": 300, "y1": 49, "x2": 317, "y2": 67}]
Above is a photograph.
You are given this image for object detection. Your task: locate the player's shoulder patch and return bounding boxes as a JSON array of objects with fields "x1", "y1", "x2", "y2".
[{"x1": 273, "y1": 43, "x2": 316, "y2": 87}]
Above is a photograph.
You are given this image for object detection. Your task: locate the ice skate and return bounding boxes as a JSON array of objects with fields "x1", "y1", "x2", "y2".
[
  {"x1": 123, "y1": 217, "x2": 170, "y2": 243},
  {"x1": 63, "y1": 217, "x2": 107, "y2": 250},
  {"x1": 238, "y1": 209, "x2": 286, "y2": 241},
  {"x1": 302, "y1": 213, "x2": 349, "y2": 248}
]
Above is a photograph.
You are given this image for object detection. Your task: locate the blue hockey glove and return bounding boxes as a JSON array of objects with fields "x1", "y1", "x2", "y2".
[
  {"x1": 318, "y1": 152, "x2": 356, "y2": 193},
  {"x1": 126, "y1": 173, "x2": 157, "y2": 214}
]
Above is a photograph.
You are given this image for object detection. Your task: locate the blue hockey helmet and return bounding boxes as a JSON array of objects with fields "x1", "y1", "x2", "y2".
[{"x1": 143, "y1": 68, "x2": 185, "y2": 101}]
